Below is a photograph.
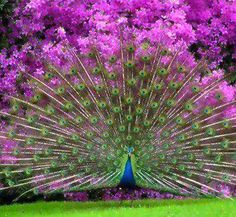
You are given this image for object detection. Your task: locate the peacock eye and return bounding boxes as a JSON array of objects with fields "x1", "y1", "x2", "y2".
[
  {"x1": 126, "y1": 135, "x2": 132, "y2": 141},
  {"x1": 141, "y1": 55, "x2": 150, "y2": 63},
  {"x1": 109, "y1": 55, "x2": 117, "y2": 63},
  {"x1": 88, "y1": 52, "x2": 95, "y2": 58},
  {"x1": 161, "y1": 49, "x2": 168, "y2": 55},
  {"x1": 150, "y1": 102, "x2": 158, "y2": 109},
  {"x1": 158, "y1": 68, "x2": 168, "y2": 76},
  {"x1": 127, "y1": 45, "x2": 135, "y2": 53},
  {"x1": 127, "y1": 78, "x2": 137, "y2": 87},
  {"x1": 118, "y1": 125, "x2": 126, "y2": 132},
  {"x1": 125, "y1": 60, "x2": 135, "y2": 68},
  {"x1": 139, "y1": 70, "x2": 147, "y2": 78},
  {"x1": 108, "y1": 72, "x2": 117, "y2": 80},
  {"x1": 126, "y1": 115, "x2": 133, "y2": 122},
  {"x1": 113, "y1": 106, "x2": 121, "y2": 113},
  {"x1": 115, "y1": 138, "x2": 122, "y2": 144},
  {"x1": 111, "y1": 88, "x2": 120, "y2": 96},
  {"x1": 125, "y1": 97, "x2": 133, "y2": 104},
  {"x1": 92, "y1": 67, "x2": 101, "y2": 75},
  {"x1": 140, "y1": 88, "x2": 149, "y2": 97}
]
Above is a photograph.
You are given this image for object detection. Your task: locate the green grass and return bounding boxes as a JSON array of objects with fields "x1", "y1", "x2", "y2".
[{"x1": 1, "y1": 198, "x2": 235, "y2": 217}]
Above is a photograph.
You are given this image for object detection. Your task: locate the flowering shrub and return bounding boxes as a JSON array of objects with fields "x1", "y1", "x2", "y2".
[
  {"x1": 64, "y1": 185, "x2": 236, "y2": 201},
  {"x1": 1, "y1": 0, "x2": 236, "y2": 95},
  {"x1": 186, "y1": 0, "x2": 236, "y2": 69}
]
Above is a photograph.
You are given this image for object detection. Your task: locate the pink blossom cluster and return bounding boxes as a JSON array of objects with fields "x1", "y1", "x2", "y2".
[
  {"x1": 186, "y1": 0, "x2": 236, "y2": 68},
  {"x1": 64, "y1": 184, "x2": 236, "y2": 201},
  {"x1": 1, "y1": 0, "x2": 236, "y2": 96}
]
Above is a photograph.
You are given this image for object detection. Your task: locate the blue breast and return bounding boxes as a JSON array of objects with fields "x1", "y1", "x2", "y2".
[{"x1": 119, "y1": 156, "x2": 136, "y2": 187}]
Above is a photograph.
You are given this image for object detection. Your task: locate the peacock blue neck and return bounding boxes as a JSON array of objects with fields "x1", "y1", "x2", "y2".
[{"x1": 119, "y1": 147, "x2": 136, "y2": 187}]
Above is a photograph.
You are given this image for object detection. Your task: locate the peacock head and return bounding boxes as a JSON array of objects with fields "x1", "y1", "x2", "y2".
[{"x1": 128, "y1": 147, "x2": 134, "y2": 156}]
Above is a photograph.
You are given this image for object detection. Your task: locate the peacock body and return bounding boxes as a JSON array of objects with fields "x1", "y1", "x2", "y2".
[{"x1": 0, "y1": 40, "x2": 236, "y2": 199}]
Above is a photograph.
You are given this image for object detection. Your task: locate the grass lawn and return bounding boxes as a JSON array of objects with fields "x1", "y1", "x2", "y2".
[{"x1": 1, "y1": 198, "x2": 235, "y2": 217}]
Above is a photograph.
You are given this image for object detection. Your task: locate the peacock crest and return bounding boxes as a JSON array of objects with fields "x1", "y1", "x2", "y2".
[{"x1": 0, "y1": 39, "x2": 235, "y2": 199}]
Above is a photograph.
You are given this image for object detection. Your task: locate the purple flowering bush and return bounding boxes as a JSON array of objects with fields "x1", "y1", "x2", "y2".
[
  {"x1": 1, "y1": 0, "x2": 236, "y2": 95},
  {"x1": 186, "y1": 0, "x2": 236, "y2": 69},
  {"x1": 64, "y1": 185, "x2": 236, "y2": 201}
]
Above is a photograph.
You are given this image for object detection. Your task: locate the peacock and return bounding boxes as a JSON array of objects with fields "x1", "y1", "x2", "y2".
[{"x1": 0, "y1": 39, "x2": 235, "y2": 200}]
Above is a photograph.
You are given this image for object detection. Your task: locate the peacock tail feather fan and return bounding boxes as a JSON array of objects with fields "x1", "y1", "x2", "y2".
[{"x1": 0, "y1": 40, "x2": 236, "y2": 200}]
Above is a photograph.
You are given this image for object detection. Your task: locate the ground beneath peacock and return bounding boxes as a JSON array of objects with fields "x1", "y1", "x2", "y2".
[{"x1": 1, "y1": 199, "x2": 236, "y2": 217}]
